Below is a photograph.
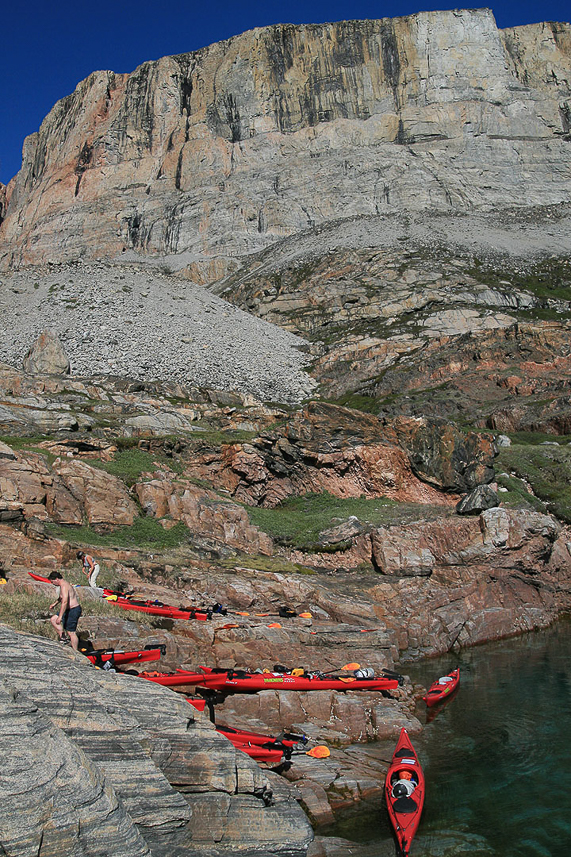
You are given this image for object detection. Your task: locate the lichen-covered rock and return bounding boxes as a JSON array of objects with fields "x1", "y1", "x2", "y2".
[
  {"x1": 391, "y1": 416, "x2": 496, "y2": 491},
  {"x1": 0, "y1": 446, "x2": 138, "y2": 529},
  {"x1": 191, "y1": 403, "x2": 459, "y2": 508}
]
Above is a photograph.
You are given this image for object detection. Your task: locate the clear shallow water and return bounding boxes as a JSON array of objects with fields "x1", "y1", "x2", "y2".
[{"x1": 328, "y1": 618, "x2": 571, "y2": 857}]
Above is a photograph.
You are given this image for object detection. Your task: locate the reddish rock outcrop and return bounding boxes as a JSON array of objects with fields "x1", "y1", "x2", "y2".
[
  {"x1": 0, "y1": 447, "x2": 138, "y2": 529},
  {"x1": 134, "y1": 478, "x2": 274, "y2": 556},
  {"x1": 190, "y1": 403, "x2": 460, "y2": 508}
]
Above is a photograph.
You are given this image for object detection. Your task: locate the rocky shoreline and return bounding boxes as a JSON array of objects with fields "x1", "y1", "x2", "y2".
[{"x1": 1, "y1": 359, "x2": 570, "y2": 854}]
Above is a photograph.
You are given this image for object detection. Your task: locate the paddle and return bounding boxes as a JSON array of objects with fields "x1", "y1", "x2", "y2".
[
  {"x1": 318, "y1": 662, "x2": 361, "y2": 676},
  {"x1": 381, "y1": 668, "x2": 402, "y2": 679}
]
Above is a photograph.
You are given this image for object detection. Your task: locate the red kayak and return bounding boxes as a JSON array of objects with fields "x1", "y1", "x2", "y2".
[
  {"x1": 230, "y1": 740, "x2": 286, "y2": 765},
  {"x1": 216, "y1": 724, "x2": 307, "y2": 750},
  {"x1": 141, "y1": 665, "x2": 401, "y2": 691},
  {"x1": 216, "y1": 724, "x2": 311, "y2": 767},
  {"x1": 385, "y1": 728, "x2": 425, "y2": 857},
  {"x1": 103, "y1": 590, "x2": 210, "y2": 621},
  {"x1": 28, "y1": 572, "x2": 52, "y2": 583},
  {"x1": 193, "y1": 666, "x2": 402, "y2": 693},
  {"x1": 422, "y1": 668, "x2": 460, "y2": 708},
  {"x1": 84, "y1": 646, "x2": 166, "y2": 667},
  {"x1": 139, "y1": 669, "x2": 210, "y2": 687}
]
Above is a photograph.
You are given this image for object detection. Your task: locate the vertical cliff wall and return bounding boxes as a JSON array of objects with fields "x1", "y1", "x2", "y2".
[{"x1": 1, "y1": 9, "x2": 570, "y2": 270}]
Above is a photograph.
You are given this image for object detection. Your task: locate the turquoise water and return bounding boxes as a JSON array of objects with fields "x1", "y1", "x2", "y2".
[{"x1": 329, "y1": 618, "x2": 571, "y2": 856}]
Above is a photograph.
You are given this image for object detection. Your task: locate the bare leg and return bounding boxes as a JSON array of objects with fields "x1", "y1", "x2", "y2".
[
  {"x1": 68, "y1": 631, "x2": 79, "y2": 650},
  {"x1": 50, "y1": 614, "x2": 64, "y2": 640}
]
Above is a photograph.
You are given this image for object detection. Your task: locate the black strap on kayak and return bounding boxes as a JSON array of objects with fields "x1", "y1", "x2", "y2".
[
  {"x1": 280, "y1": 731, "x2": 307, "y2": 744},
  {"x1": 144, "y1": 643, "x2": 167, "y2": 656},
  {"x1": 226, "y1": 669, "x2": 247, "y2": 679}
]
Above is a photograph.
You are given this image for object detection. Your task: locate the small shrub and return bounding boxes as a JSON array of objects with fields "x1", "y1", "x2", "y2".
[{"x1": 92, "y1": 448, "x2": 179, "y2": 484}]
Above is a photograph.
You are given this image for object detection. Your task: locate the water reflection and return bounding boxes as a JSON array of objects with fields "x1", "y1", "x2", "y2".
[{"x1": 323, "y1": 618, "x2": 571, "y2": 857}]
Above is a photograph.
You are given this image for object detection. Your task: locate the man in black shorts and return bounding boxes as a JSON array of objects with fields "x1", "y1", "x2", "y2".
[{"x1": 48, "y1": 571, "x2": 82, "y2": 651}]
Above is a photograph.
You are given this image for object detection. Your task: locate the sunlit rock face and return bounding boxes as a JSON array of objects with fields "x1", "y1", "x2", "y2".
[{"x1": 1, "y1": 9, "x2": 570, "y2": 271}]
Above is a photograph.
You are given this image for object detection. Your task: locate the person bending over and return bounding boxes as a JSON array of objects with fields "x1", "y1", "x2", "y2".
[
  {"x1": 48, "y1": 571, "x2": 82, "y2": 650},
  {"x1": 77, "y1": 551, "x2": 100, "y2": 587}
]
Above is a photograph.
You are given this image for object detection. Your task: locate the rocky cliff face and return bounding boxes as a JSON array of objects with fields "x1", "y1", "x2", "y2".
[{"x1": 1, "y1": 10, "x2": 570, "y2": 271}]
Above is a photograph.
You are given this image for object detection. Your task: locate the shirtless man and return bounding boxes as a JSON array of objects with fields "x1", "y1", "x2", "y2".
[{"x1": 48, "y1": 571, "x2": 82, "y2": 650}]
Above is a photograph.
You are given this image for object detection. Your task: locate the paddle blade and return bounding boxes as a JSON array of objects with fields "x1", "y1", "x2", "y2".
[
  {"x1": 299, "y1": 612, "x2": 312, "y2": 618},
  {"x1": 342, "y1": 662, "x2": 361, "y2": 670},
  {"x1": 307, "y1": 745, "x2": 330, "y2": 758}
]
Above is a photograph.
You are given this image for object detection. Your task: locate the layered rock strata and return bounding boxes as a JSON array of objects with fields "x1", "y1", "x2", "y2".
[
  {"x1": 0, "y1": 624, "x2": 312, "y2": 856},
  {"x1": 1, "y1": 10, "x2": 570, "y2": 270}
]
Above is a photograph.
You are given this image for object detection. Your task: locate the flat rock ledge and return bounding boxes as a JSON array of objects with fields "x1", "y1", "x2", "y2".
[{"x1": 0, "y1": 624, "x2": 312, "y2": 857}]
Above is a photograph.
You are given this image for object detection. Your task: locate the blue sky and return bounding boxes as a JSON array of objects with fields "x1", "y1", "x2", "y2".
[{"x1": 1, "y1": 0, "x2": 569, "y2": 184}]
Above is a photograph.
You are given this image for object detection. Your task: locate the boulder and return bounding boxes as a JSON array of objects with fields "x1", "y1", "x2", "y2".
[
  {"x1": 23, "y1": 330, "x2": 70, "y2": 375},
  {"x1": 391, "y1": 416, "x2": 496, "y2": 492},
  {"x1": 456, "y1": 485, "x2": 499, "y2": 515}
]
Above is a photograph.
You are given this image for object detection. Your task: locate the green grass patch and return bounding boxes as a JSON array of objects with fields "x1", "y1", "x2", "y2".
[
  {"x1": 496, "y1": 443, "x2": 571, "y2": 523},
  {"x1": 467, "y1": 257, "x2": 571, "y2": 303},
  {"x1": 0, "y1": 592, "x2": 55, "y2": 638},
  {"x1": 45, "y1": 518, "x2": 191, "y2": 551},
  {"x1": 495, "y1": 473, "x2": 549, "y2": 514},
  {"x1": 0, "y1": 590, "x2": 158, "y2": 639},
  {"x1": 333, "y1": 393, "x2": 380, "y2": 414},
  {"x1": 91, "y1": 448, "x2": 183, "y2": 484},
  {"x1": 507, "y1": 432, "x2": 571, "y2": 445},
  {"x1": 0, "y1": 435, "x2": 53, "y2": 450},
  {"x1": 219, "y1": 552, "x2": 317, "y2": 575},
  {"x1": 245, "y1": 492, "x2": 441, "y2": 551}
]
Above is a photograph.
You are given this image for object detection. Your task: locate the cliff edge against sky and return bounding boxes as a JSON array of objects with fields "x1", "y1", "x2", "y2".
[{"x1": 1, "y1": 8, "x2": 570, "y2": 273}]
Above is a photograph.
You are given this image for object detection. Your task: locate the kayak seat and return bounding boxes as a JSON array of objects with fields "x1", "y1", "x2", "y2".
[{"x1": 392, "y1": 796, "x2": 418, "y2": 814}]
